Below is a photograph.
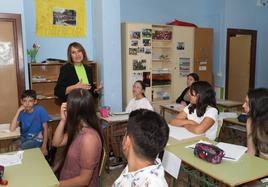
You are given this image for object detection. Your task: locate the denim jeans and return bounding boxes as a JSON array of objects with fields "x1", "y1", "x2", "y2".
[{"x1": 20, "y1": 134, "x2": 43, "y2": 150}]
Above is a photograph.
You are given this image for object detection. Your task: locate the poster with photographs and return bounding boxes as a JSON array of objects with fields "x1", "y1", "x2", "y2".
[
  {"x1": 143, "y1": 72, "x2": 151, "y2": 87},
  {"x1": 142, "y1": 28, "x2": 152, "y2": 38},
  {"x1": 131, "y1": 40, "x2": 138, "y2": 47},
  {"x1": 143, "y1": 39, "x2": 151, "y2": 46},
  {"x1": 130, "y1": 31, "x2": 141, "y2": 39},
  {"x1": 133, "y1": 59, "x2": 146, "y2": 70},
  {"x1": 176, "y1": 42, "x2": 185, "y2": 50},
  {"x1": 129, "y1": 48, "x2": 137, "y2": 55},
  {"x1": 178, "y1": 57, "x2": 191, "y2": 76}
]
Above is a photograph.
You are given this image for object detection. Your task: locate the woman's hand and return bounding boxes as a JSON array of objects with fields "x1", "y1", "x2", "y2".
[
  {"x1": 75, "y1": 81, "x2": 92, "y2": 90},
  {"x1": 60, "y1": 102, "x2": 67, "y2": 121},
  {"x1": 94, "y1": 81, "x2": 103, "y2": 93}
]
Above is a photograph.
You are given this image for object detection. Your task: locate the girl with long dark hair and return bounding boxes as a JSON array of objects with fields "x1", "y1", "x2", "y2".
[
  {"x1": 53, "y1": 89, "x2": 103, "y2": 186},
  {"x1": 243, "y1": 88, "x2": 268, "y2": 160},
  {"x1": 170, "y1": 81, "x2": 218, "y2": 140}
]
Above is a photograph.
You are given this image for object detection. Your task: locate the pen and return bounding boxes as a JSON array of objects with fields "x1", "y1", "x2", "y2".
[{"x1": 223, "y1": 156, "x2": 236, "y2": 160}]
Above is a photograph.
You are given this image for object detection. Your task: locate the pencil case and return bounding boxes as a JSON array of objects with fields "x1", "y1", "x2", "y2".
[{"x1": 194, "y1": 143, "x2": 225, "y2": 164}]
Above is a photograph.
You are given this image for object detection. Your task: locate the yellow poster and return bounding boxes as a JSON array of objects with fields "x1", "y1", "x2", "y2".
[{"x1": 36, "y1": 0, "x2": 86, "y2": 37}]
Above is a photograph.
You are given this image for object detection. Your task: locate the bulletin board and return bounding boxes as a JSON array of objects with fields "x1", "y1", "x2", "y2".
[{"x1": 36, "y1": 0, "x2": 86, "y2": 37}]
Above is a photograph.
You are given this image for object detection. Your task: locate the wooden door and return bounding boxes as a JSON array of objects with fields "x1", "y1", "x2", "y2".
[
  {"x1": 228, "y1": 35, "x2": 251, "y2": 101},
  {"x1": 226, "y1": 29, "x2": 257, "y2": 102},
  {"x1": 0, "y1": 13, "x2": 25, "y2": 123},
  {"x1": 194, "y1": 28, "x2": 213, "y2": 85}
]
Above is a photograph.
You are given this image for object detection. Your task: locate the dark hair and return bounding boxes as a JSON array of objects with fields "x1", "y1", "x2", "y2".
[
  {"x1": 127, "y1": 109, "x2": 169, "y2": 160},
  {"x1": 67, "y1": 42, "x2": 88, "y2": 64},
  {"x1": 247, "y1": 88, "x2": 268, "y2": 153},
  {"x1": 21, "y1": 89, "x2": 37, "y2": 100},
  {"x1": 63, "y1": 89, "x2": 103, "y2": 164},
  {"x1": 189, "y1": 81, "x2": 217, "y2": 117},
  {"x1": 134, "y1": 80, "x2": 146, "y2": 97},
  {"x1": 187, "y1": 73, "x2": 199, "y2": 82}
]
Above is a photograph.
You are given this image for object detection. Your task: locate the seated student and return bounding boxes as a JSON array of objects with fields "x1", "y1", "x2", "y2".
[
  {"x1": 113, "y1": 109, "x2": 169, "y2": 187},
  {"x1": 10, "y1": 90, "x2": 50, "y2": 155},
  {"x1": 243, "y1": 88, "x2": 268, "y2": 160},
  {"x1": 170, "y1": 81, "x2": 218, "y2": 140},
  {"x1": 176, "y1": 73, "x2": 199, "y2": 106},
  {"x1": 52, "y1": 89, "x2": 102, "y2": 187},
  {"x1": 126, "y1": 80, "x2": 153, "y2": 113}
]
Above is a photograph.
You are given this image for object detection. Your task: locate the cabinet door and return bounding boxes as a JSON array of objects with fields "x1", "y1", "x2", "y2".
[
  {"x1": 171, "y1": 26, "x2": 194, "y2": 101},
  {"x1": 0, "y1": 13, "x2": 25, "y2": 123},
  {"x1": 194, "y1": 28, "x2": 213, "y2": 84},
  {"x1": 122, "y1": 23, "x2": 152, "y2": 108}
]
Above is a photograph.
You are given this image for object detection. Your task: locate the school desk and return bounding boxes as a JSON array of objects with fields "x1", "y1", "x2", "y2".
[
  {"x1": 3, "y1": 148, "x2": 59, "y2": 187},
  {"x1": 159, "y1": 103, "x2": 184, "y2": 119},
  {"x1": 221, "y1": 118, "x2": 246, "y2": 144},
  {"x1": 0, "y1": 124, "x2": 20, "y2": 153},
  {"x1": 99, "y1": 114, "x2": 129, "y2": 172},
  {"x1": 216, "y1": 99, "x2": 243, "y2": 112},
  {"x1": 165, "y1": 138, "x2": 268, "y2": 186}
]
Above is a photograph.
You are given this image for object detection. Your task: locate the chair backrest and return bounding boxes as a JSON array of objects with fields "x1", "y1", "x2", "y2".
[
  {"x1": 98, "y1": 148, "x2": 107, "y2": 177},
  {"x1": 216, "y1": 119, "x2": 223, "y2": 141}
]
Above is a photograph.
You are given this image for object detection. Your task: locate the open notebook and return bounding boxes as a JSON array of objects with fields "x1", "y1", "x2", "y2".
[{"x1": 186, "y1": 140, "x2": 247, "y2": 161}]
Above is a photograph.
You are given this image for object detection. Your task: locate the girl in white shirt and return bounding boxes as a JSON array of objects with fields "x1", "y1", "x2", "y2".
[
  {"x1": 126, "y1": 80, "x2": 153, "y2": 113},
  {"x1": 170, "y1": 81, "x2": 218, "y2": 140}
]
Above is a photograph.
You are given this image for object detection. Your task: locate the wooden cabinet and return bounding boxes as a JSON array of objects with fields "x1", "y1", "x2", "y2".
[
  {"x1": 122, "y1": 23, "x2": 210, "y2": 111},
  {"x1": 28, "y1": 61, "x2": 99, "y2": 115},
  {"x1": 28, "y1": 62, "x2": 63, "y2": 115}
]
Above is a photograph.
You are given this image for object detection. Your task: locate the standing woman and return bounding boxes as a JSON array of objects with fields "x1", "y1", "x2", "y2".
[
  {"x1": 243, "y1": 88, "x2": 268, "y2": 160},
  {"x1": 53, "y1": 89, "x2": 103, "y2": 186},
  {"x1": 126, "y1": 80, "x2": 153, "y2": 113},
  {"x1": 170, "y1": 81, "x2": 218, "y2": 140},
  {"x1": 54, "y1": 42, "x2": 102, "y2": 102}
]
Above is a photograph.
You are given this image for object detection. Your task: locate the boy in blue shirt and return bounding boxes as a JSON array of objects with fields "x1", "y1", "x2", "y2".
[{"x1": 10, "y1": 90, "x2": 50, "y2": 155}]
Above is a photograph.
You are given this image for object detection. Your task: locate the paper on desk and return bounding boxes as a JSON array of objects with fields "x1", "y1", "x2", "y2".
[
  {"x1": 217, "y1": 142, "x2": 247, "y2": 161},
  {"x1": 169, "y1": 125, "x2": 202, "y2": 141},
  {"x1": 0, "y1": 151, "x2": 24, "y2": 167},
  {"x1": 219, "y1": 112, "x2": 238, "y2": 120},
  {"x1": 185, "y1": 140, "x2": 212, "y2": 149},
  {"x1": 162, "y1": 151, "x2": 181, "y2": 179}
]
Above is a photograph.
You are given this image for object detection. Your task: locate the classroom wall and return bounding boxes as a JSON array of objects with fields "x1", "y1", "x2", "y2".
[
  {"x1": 92, "y1": 0, "x2": 122, "y2": 111},
  {"x1": 23, "y1": 0, "x2": 94, "y2": 62},
  {"x1": 120, "y1": 0, "x2": 268, "y2": 88},
  {"x1": 0, "y1": 0, "x2": 28, "y2": 87},
  {"x1": 223, "y1": 0, "x2": 268, "y2": 88}
]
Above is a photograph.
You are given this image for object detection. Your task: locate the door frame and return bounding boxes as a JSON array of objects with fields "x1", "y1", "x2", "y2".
[
  {"x1": 0, "y1": 13, "x2": 25, "y2": 96},
  {"x1": 225, "y1": 28, "x2": 257, "y2": 99}
]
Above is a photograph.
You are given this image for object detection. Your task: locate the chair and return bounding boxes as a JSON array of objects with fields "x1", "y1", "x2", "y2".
[
  {"x1": 98, "y1": 148, "x2": 108, "y2": 187},
  {"x1": 215, "y1": 119, "x2": 223, "y2": 141}
]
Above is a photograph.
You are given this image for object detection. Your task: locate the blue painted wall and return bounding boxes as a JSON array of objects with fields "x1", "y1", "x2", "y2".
[
  {"x1": 121, "y1": 0, "x2": 268, "y2": 88},
  {"x1": 93, "y1": 0, "x2": 122, "y2": 111}
]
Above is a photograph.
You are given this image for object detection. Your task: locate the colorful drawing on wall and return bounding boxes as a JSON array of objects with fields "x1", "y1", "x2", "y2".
[{"x1": 36, "y1": 0, "x2": 86, "y2": 37}]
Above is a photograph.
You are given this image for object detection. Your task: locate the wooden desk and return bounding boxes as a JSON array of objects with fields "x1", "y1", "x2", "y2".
[
  {"x1": 216, "y1": 99, "x2": 243, "y2": 111},
  {"x1": 223, "y1": 118, "x2": 246, "y2": 127},
  {"x1": 0, "y1": 124, "x2": 20, "y2": 153},
  {"x1": 166, "y1": 138, "x2": 268, "y2": 186},
  {"x1": 100, "y1": 114, "x2": 129, "y2": 172},
  {"x1": 160, "y1": 103, "x2": 184, "y2": 119},
  {"x1": 3, "y1": 148, "x2": 59, "y2": 187}
]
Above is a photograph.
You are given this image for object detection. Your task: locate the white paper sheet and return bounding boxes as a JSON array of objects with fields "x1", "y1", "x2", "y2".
[
  {"x1": 168, "y1": 125, "x2": 202, "y2": 141},
  {"x1": 216, "y1": 142, "x2": 247, "y2": 161},
  {"x1": 162, "y1": 151, "x2": 181, "y2": 179},
  {"x1": 185, "y1": 140, "x2": 212, "y2": 149},
  {"x1": 0, "y1": 151, "x2": 24, "y2": 167}
]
